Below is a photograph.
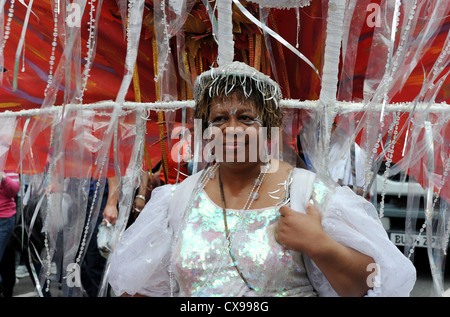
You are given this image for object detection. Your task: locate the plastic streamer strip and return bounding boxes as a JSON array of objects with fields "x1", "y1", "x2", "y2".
[
  {"x1": 152, "y1": 34, "x2": 169, "y2": 183},
  {"x1": 201, "y1": 0, "x2": 218, "y2": 44},
  {"x1": 399, "y1": 68, "x2": 450, "y2": 192},
  {"x1": 12, "y1": 0, "x2": 33, "y2": 90},
  {"x1": 259, "y1": 8, "x2": 280, "y2": 85},
  {"x1": 420, "y1": 31, "x2": 450, "y2": 98},
  {"x1": 17, "y1": 117, "x2": 29, "y2": 274},
  {"x1": 378, "y1": 0, "x2": 401, "y2": 124},
  {"x1": 336, "y1": 0, "x2": 364, "y2": 102},
  {"x1": 423, "y1": 120, "x2": 444, "y2": 296},
  {"x1": 232, "y1": 0, "x2": 320, "y2": 77},
  {"x1": 78, "y1": 0, "x2": 104, "y2": 102},
  {"x1": 98, "y1": 110, "x2": 146, "y2": 297},
  {"x1": 114, "y1": 0, "x2": 144, "y2": 104},
  {"x1": 108, "y1": 0, "x2": 145, "y2": 184},
  {"x1": 176, "y1": 36, "x2": 192, "y2": 92},
  {"x1": 401, "y1": 35, "x2": 450, "y2": 157},
  {"x1": 98, "y1": 33, "x2": 147, "y2": 296},
  {"x1": 153, "y1": 0, "x2": 194, "y2": 98},
  {"x1": 18, "y1": 117, "x2": 30, "y2": 246},
  {"x1": 319, "y1": 0, "x2": 345, "y2": 103},
  {"x1": 28, "y1": 195, "x2": 45, "y2": 297},
  {"x1": 405, "y1": 109, "x2": 450, "y2": 259},
  {"x1": 115, "y1": 0, "x2": 128, "y2": 38},
  {"x1": 317, "y1": 0, "x2": 346, "y2": 178},
  {"x1": 19, "y1": 117, "x2": 45, "y2": 297},
  {"x1": 217, "y1": 0, "x2": 234, "y2": 66}
]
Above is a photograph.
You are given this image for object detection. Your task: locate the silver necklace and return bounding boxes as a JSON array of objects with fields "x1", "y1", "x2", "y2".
[{"x1": 217, "y1": 163, "x2": 267, "y2": 290}]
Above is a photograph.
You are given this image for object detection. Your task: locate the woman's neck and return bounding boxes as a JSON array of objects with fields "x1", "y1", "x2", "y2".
[{"x1": 218, "y1": 161, "x2": 265, "y2": 194}]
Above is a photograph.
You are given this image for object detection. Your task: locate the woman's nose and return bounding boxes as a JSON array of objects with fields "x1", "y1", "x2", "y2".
[
  {"x1": 221, "y1": 116, "x2": 242, "y2": 130},
  {"x1": 222, "y1": 118, "x2": 252, "y2": 142}
]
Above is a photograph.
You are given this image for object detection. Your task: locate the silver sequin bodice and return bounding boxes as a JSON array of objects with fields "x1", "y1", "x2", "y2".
[{"x1": 172, "y1": 189, "x2": 315, "y2": 297}]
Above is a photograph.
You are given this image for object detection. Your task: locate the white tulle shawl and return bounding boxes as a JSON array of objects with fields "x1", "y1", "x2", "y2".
[
  {"x1": 107, "y1": 172, "x2": 202, "y2": 297},
  {"x1": 290, "y1": 169, "x2": 416, "y2": 297}
]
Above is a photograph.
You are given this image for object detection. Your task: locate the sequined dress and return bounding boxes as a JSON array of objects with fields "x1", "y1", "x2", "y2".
[
  {"x1": 172, "y1": 189, "x2": 315, "y2": 296},
  {"x1": 108, "y1": 168, "x2": 417, "y2": 297}
]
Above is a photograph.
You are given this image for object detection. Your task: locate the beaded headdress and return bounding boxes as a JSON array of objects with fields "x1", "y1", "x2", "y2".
[
  {"x1": 193, "y1": 61, "x2": 283, "y2": 134},
  {"x1": 193, "y1": 61, "x2": 282, "y2": 106}
]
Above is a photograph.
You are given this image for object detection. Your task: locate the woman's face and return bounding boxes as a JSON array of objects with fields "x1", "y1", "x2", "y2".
[{"x1": 206, "y1": 93, "x2": 263, "y2": 164}]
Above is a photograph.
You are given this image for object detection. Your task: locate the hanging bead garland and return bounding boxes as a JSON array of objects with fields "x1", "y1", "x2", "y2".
[
  {"x1": 44, "y1": 0, "x2": 60, "y2": 97},
  {"x1": 407, "y1": 155, "x2": 450, "y2": 259},
  {"x1": 378, "y1": 112, "x2": 401, "y2": 218},
  {"x1": 78, "y1": 0, "x2": 99, "y2": 102},
  {"x1": 0, "y1": 0, "x2": 16, "y2": 64}
]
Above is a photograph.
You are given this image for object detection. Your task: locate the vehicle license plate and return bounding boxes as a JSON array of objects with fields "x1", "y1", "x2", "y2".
[{"x1": 390, "y1": 233, "x2": 436, "y2": 248}]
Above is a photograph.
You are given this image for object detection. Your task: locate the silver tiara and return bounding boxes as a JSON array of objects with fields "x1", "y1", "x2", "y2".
[{"x1": 193, "y1": 61, "x2": 282, "y2": 107}]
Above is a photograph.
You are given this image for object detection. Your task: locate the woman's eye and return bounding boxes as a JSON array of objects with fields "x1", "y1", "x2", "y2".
[
  {"x1": 239, "y1": 116, "x2": 255, "y2": 123},
  {"x1": 211, "y1": 116, "x2": 227, "y2": 124}
]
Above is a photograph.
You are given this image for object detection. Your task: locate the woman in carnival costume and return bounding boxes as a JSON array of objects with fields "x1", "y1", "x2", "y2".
[{"x1": 108, "y1": 61, "x2": 416, "y2": 297}]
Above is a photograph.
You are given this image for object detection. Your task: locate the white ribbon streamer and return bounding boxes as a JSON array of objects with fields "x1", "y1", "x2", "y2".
[
  {"x1": 232, "y1": 0, "x2": 320, "y2": 77},
  {"x1": 13, "y1": 0, "x2": 34, "y2": 91},
  {"x1": 217, "y1": 0, "x2": 234, "y2": 66}
]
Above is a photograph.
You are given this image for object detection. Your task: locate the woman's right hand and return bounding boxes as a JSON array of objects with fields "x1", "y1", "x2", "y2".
[{"x1": 275, "y1": 201, "x2": 327, "y2": 256}]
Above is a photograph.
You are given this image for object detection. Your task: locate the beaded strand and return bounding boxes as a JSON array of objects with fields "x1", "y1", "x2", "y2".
[
  {"x1": 378, "y1": 112, "x2": 401, "y2": 218},
  {"x1": 0, "y1": 0, "x2": 16, "y2": 61},
  {"x1": 407, "y1": 155, "x2": 450, "y2": 259},
  {"x1": 78, "y1": 0, "x2": 98, "y2": 102},
  {"x1": 44, "y1": 0, "x2": 60, "y2": 97}
]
